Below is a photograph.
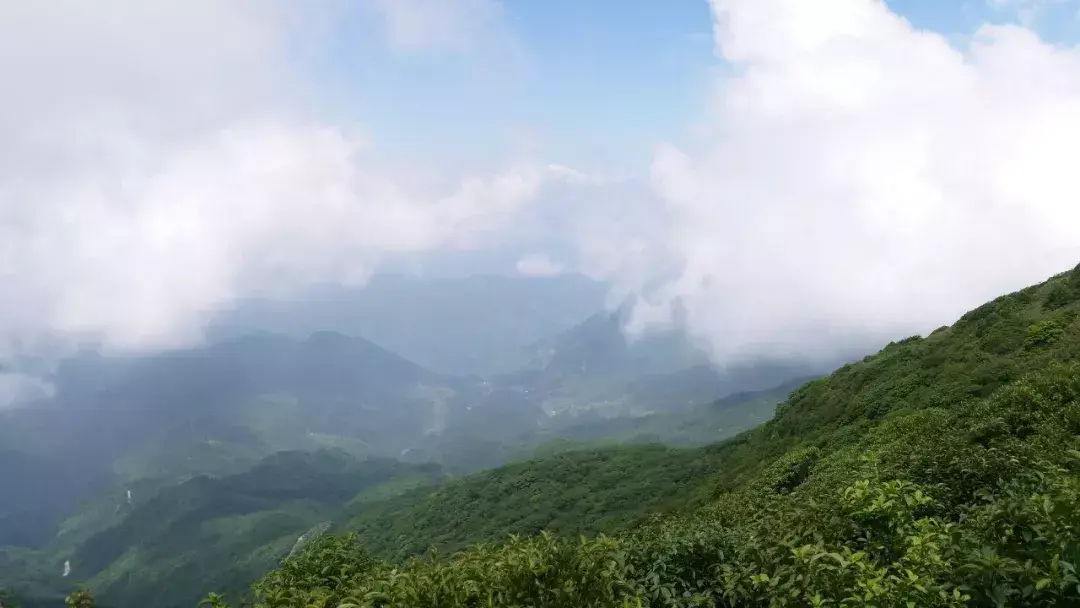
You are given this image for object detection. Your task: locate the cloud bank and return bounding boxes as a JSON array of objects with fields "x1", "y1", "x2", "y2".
[
  {"x1": 620, "y1": 0, "x2": 1080, "y2": 362},
  {"x1": 0, "y1": 0, "x2": 541, "y2": 392},
  {"x1": 3, "y1": 0, "x2": 1080, "y2": 399}
]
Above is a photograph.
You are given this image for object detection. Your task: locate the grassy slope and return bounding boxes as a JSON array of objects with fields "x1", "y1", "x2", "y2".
[
  {"x1": 24, "y1": 264, "x2": 1080, "y2": 607},
  {"x1": 339, "y1": 378, "x2": 806, "y2": 562},
  {"x1": 343, "y1": 444, "x2": 718, "y2": 561},
  {"x1": 342, "y1": 264, "x2": 1080, "y2": 562},
  {"x1": 701, "y1": 262, "x2": 1080, "y2": 494},
  {"x1": 222, "y1": 265, "x2": 1080, "y2": 607}
]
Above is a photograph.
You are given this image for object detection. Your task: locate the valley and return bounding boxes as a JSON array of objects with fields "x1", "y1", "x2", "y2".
[
  {"x1": 5, "y1": 265, "x2": 1079, "y2": 607},
  {"x1": 204, "y1": 263, "x2": 1080, "y2": 608},
  {"x1": 0, "y1": 274, "x2": 820, "y2": 608}
]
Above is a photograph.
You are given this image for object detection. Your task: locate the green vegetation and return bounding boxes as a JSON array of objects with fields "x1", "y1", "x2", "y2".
[
  {"x1": 1, "y1": 587, "x2": 23, "y2": 608},
  {"x1": 208, "y1": 264, "x2": 1080, "y2": 606},
  {"x1": 343, "y1": 444, "x2": 721, "y2": 561},
  {"x1": 0, "y1": 322, "x2": 798, "y2": 607},
  {"x1": 74, "y1": 451, "x2": 441, "y2": 608},
  {"x1": 541, "y1": 379, "x2": 807, "y2": 448},
  {"x1": 10, "y1": 265, "x2": 1080, "y2": 607},
  {"x1": 499, "y1": 308, "x2": 819, "y2": 419}
]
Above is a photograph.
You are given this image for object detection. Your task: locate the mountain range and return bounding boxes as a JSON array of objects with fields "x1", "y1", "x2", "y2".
[
  {"x1": 206, "y1": 273, "x2": 609, "y2": 377},
  {"x1": 207, "y1": 263, "x2": 1080, "y2": 608},
  {"x1": 0, "y1": 273, "x2": 825, "y2": 607}
]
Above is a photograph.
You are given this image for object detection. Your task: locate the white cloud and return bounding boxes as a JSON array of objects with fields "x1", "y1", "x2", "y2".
[
  {"x1": 515, "y1": 254, "x2": 564, "y2": 277},
  {"x1": 0, "y1": 0, "x2": 544, "y2": 378},
  {"x1": 0, "y1": 372, "x2": 54, "y2": 408},
  {"x1": 368, "y1": 0, "x2": 504, "y2": 52},
  {"x1": 606, "y1": 0, "x2": 1080, "y2": 364},
  {"x1": 5, "y1": 0, "x2": 1080, "y2": 396}
]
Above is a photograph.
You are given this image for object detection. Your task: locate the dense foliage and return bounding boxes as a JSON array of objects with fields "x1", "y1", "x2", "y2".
[
  {"x1": 343, "y1": 444, "x2": 723, "y2": 561},
  {"x1": 1, "y1": 587, "x2": 23, "y2": 608},
  {"x1": 207, "y1": 264, "x2": 1080, "y2": 607},
  {"x1": 78, "y1": 452, "x2": 440, "y2": 608},
  {"x1": 210, "y1": 363, "x2": 1080, "y2": 607},
  {"x1": 0, "y1": 341, "x2": 793, "y2": 607}
]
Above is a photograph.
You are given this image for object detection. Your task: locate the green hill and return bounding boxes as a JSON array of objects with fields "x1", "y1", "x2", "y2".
[
  {"x1": 212, "y1": 264, "x2": 1080, "y2": 607},
  {"x1": 497, "y1": 307, "x2": 821, "y2": 415},
  {"x1": 0, "y1": 332, "x2": 466, "y2": 547},
  {"x1": 55, "y1": 451, "x2": 439, "y2": 608}
]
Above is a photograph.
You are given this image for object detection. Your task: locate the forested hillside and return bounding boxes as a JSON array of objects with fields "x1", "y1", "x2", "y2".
[
  {"x1": 204, "y1": 264, "x2": 1080, "y2": 607},
  {"x1": 0, "y1": 322, "x2": 803, "y2": 606},
  {"x1": 46, "y1": 452, "x2": 440, "y2": 608}
]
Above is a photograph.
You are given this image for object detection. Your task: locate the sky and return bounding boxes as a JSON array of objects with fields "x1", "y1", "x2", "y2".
[{"x1": 3, "y1": 0, "x2": 1080, "y2": 401}]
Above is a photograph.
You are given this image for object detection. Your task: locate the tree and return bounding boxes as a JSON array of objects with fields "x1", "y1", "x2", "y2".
[
  {"x1": 64, "y1": 590, "x2": 93, "y2": 608},
  {"x1": 0, "y1": 587, "x2": 21, "y2": 608}
]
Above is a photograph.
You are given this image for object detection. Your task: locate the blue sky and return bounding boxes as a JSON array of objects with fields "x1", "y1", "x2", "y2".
[
  {"x1": 307, "y1": 0, "x2": 1076, "y2": 174},
  {"x1": 313, "y1": 0, "x2": 714, "y2": 172}
]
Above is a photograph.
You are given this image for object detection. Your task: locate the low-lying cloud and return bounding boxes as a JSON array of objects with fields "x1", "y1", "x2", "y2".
[
  {"x1": 618, "y1": 0, "x2": 1080, "y2": 363},
  {"x1": 0, "y1": 0, "x2": 543, "y2": 369},
  {"x1": 516, "y1": 254, "x2": 564, "y2": 277}
]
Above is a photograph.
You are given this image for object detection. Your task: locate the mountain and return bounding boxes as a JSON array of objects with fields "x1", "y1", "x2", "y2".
[
  {"x1": 498, "y1": 308, "x2": 708, "y2": 392},
  {"x1": 497, "y1": 307, "x2": 827, "y2": 420},
  {"x1": 544, "y1": 376, "x2": 814, "y2": 447},
  {"x1": 0, "y1": 331, "x2": 469, "y2": 552},
  {"x1": 77, "y1": 451, "x2": 439, "y2": 608},
  {"x1": 207, "y1": 273, "x2": 608, "y2": 377},
  {"x1": 0, "y1": 273, "x2": 857, "y2": 607},
  {"x1": 0, "y1": 452, "x2": 106, "y2": 548},
  {"x1": 36, "y1": 331, "x2": 459, "y2": 471},
  {"x1": 391, "y1": 375, "x2": 809, "y2": 477},
  {"x1": 215, "y1": 263, "x2": 1080, "y2": 607},
  {"x1": 327, "y1": 379, "x2": 809, "y2": 563},
  {"x1": 0, "y1": 321, "x2": 821, "y2": 608},
  {"x1": 0, "y1": 309, "x2": 813, "y2": 555},
  {"x1": 8, "y1": 450, "x2": 440, "y2": 608}
]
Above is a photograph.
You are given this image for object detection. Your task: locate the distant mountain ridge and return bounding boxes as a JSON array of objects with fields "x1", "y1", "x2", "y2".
[
  {"x1": 207, "y1": 273, "x2": 609, "y2": 377},
  {"x1": 12, "y1": 332, "x2": 456, "y2": 472},
  {"x1": 0, "y1": 331, "x2": 471, "y2": 554},
  {"x1": 497, "y1": 307, "x2": 829, "y2": 420}
]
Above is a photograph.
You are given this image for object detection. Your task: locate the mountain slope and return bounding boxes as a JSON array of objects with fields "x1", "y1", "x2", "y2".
[
  {"x1": 0, "y1": 331, "x2": 466, "y2": 557},
  {"x1": 220, "y1": 263, "x2": 1080, "y2": 607},
  {"x1": 12, "y1": 332, "x2": 458, "y2": 477},
  {"x1": 332, "y1": 378, "x2": 807, "y2": 563},
  {"x1": 498, "y1": 309, "x2": 709, "y2": 395},
  {"x1": 24, "y1": 451, "x2": 441, "y2": 608},
  {"x1": 0, "y1": 451, "x2": 107, "y2": 549},
  {"x1": 341, "y1": 443, "x2": 726, "y2": 562},
  {"x1": 498, "y1": 308, "x2": 824, "y2": 420},
  {"x1": 545, "y1": 376, "x2": 813, "y2": 447}
]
